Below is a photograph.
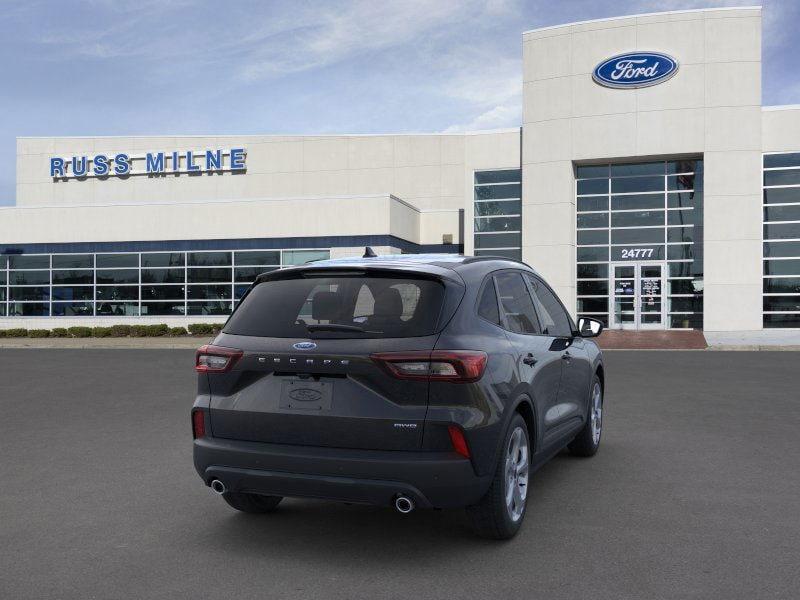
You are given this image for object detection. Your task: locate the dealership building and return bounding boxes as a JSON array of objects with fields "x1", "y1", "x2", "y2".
[{"x1": 2, "y1": 6, "x2": 799, "y2": 336}]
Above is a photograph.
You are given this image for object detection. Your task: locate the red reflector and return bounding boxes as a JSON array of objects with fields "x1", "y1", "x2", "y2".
[
  {"x1": 448, "y1": 425, "x2": 470, "y2": 458},
  {"x1": 192, "y1": 410, "x2": 206, "y2": 439},
  {"x1": 195, "y1": 345, "x2": 243, "y2": 373}
]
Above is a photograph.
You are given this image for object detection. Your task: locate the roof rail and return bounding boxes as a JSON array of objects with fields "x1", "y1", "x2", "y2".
[{"x1": 461, "y1": 255, "x2": 532, "y2": 268}]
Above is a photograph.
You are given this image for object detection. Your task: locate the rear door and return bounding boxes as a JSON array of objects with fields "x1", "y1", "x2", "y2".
[{"x1": 204, "y1": 272, "x2": 452, "y2": 451}]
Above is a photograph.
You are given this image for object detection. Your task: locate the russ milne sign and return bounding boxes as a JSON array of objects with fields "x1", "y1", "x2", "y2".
[
  {"x1": 592, "y1": 52, "x2": 678, "y2": 89},
  {"x1": 50, "y1": 148, "x2": 246, "y2": 179}
]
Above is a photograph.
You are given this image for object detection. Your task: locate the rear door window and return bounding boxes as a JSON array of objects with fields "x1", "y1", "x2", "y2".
[
  {"x1": 224, "y1": 275, "x2": 445, "y2": 338},
  {"x1": 494, "y1": 272, "x2": 541, "y2": 334}
]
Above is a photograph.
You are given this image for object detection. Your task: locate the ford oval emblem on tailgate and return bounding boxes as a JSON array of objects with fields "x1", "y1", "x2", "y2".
[
  {"x1": 288, "y1": 388, "x2": 323, "y2": 402},
  {"x1": 293, "y1": 341, "x2": 317, "y2": 350}
]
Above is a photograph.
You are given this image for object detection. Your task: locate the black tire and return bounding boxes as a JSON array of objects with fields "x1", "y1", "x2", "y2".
[
  {"x1": 467, "y1": 413, "x2": 530, "y2": 540},
  {"x1": 221, "y1": 492, "x2": 283, "y2": 514},
  {"x1": 568, "y1": 374, "x2": 603, "y2": 457}
]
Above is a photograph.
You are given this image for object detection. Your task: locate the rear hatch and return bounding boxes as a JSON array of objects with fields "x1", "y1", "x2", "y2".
[{"x1": 203, "y1": 266, "x2": 463, "y2": 451}]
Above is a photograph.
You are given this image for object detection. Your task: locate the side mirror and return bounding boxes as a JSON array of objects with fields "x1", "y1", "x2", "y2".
[{"x1": 577, "y1": 317, "x2": 604, "y2": 338}]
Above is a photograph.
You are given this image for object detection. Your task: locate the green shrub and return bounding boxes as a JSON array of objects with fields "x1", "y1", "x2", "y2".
[
  {"x1": 51, "y1": 328, "x2": 69, "y2": 338},
  {"x1": 0, "y1": 330, "x2": 5, "y2": 338},
  {"x1": 188, "y1": 323, "x2": 214, "y2": 335},
  {"x1": 212, "y1": 323, "x2": 225, "y2": 333},
  {"x1": 168, "y1": 326, "x2": 188, "y2": 337},
  {"x1": 130, "y1": 325, "x2": 149, "y2": 337},
  {"x1": 91, "y1": 327, "x2": 113, "y2": 338},
  {"x1": 27, "y1": 329, "x2": 51, "y2": 338},
  {"x1": 146, "y1": 324, "x2": 169, "y2": 337},
  {"x1": 4, "y1": 328, "x2": 28, "y2": 338},
  {"x1": 109, "y1": 324, "x2": 132, "y2": 337},
  {"x1": 67, "y1": 326, "x2": 92, "y2": 338}
]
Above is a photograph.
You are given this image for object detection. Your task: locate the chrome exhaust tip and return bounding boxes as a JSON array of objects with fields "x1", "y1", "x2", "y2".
[
  {"x1": 210, "y1": 479, "x2": 227, "y2": 495},
  {"x1": 394, "y1": 495, "x2": 414, "y2": 514}
]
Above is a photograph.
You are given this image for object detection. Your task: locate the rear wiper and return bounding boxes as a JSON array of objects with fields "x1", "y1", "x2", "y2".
[{"x1": 305, "y1": 323, "x2": 380, "y2": 334}]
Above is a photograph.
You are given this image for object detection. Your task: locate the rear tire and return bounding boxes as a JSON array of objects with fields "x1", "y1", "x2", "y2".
[
  {"x1": 467, "y1": 414, "x2": 530, "y2": 540},
  {"x1": 568, "y1": 374, "x2": 603, "y2": 457},
  {"x1": 221, "y1": 492, "x2": 283, "y2": 513}
]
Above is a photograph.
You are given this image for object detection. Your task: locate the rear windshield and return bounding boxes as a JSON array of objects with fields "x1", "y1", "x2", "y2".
[{"x1": 224, "y1": 275, "x2": 445, "y2": 338}]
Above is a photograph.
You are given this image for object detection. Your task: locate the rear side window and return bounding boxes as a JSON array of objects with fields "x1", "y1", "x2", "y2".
[
  {"x1": 477, "y1": 278, "x2": 500, "y2": 325},
  {"x1": 494, "y1": 272, "x2": 540, "y2": 334},
  {"x1": 224, "y1": 275, "x2": 444, "y2": 338},
  {"x1": 526, "y1": 274, "x2": 573, "y2": 337}
]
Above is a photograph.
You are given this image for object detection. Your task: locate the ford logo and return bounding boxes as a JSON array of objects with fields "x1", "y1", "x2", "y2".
[
  {"x1": 593, "y1": 52, "x2": 678, "y2": 89},
  {"x1": 292, "y1": 341, "x2": 317, "y2": 350},
  {"x1": 288, "y1": 388, "x2": 323, "y2": 402}
]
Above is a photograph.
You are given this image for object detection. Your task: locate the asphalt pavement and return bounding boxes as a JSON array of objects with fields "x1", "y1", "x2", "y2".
[{"x1": 1, "y1": 349, "x2": 798, "y2": 600}]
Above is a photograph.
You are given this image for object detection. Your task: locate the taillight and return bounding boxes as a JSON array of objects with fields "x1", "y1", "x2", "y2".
[
  {"x1": 192, "y1": 410, "x2": 206, "y2": 439},
  {"x1": 370, "y1": 351, "x2": 487, "y2": 383},
  {"x1": 195, "y1": 345, "x2": 243, "y2": 373},
  {"x1": 448, "y1": 425, "x2": 470, "y2": 458}
]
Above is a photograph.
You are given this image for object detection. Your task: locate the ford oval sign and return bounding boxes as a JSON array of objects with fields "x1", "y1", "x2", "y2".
[
  {"x1": 592, "y1": 52, "x2": 678, "y2": 89},
  {"x1": 293, "y1": 341, "x2": 317, "y2": 350}
]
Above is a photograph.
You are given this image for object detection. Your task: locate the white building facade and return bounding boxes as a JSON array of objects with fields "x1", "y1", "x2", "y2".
[{"x1": 2, "y1": 6, "x2": 799, "y2": 334}]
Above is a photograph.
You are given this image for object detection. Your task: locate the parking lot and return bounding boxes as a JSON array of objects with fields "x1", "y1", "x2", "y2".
[{"x1": 1, "y1": 349, "x2": 799, "y2": 599}]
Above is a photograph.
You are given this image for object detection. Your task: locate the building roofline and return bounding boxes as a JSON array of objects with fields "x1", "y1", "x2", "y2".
[{"x1": 522, "y1": 5, "x2": 761, "y2": 36}]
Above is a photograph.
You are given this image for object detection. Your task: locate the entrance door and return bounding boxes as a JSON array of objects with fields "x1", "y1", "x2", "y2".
[{"x1": 610, "y1": 262, "x2": 666, "y2": 330}]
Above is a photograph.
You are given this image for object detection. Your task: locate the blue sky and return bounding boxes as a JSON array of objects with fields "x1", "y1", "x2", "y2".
[{"x1": 1, "y1": 0, "x2": 798, "y2": 206}]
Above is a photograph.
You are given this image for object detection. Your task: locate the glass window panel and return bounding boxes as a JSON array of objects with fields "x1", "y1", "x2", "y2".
[
  {"x1": 576, "y1": 165, "x2": 609, "y2": 179},
  {"x1": 141, "y1": 253, "x2": 185, "y2": 268},
  {"x1": 764, "y1": 259, "x2": 800, "y2": 276},
  {"x1": 187, "y1": 267, "x2": 231, "y2": 283},
  {"x1": 577, "y1": 196, "x2": 608, "y2": 212},
  {"x1": 668, "y1": 262, "x2": 696, "y2": 277},
  {"x1": 96, "y1": 302, "x2": 139, "y2": 316},
  {"x1": 141, "y1": 302, "x2": 186, "y2": 316},
  {"x1": 52, "y1": 302, "x2": 94, "y2": 317},
  {"x1": 96, "y1": 269, "x2": 138, "y2": 284},
  {"x1": 577, "y1": 298, "x2": 609, "y2": 313},
  {"x1": 611, "y1": 210, "x2": 664, "y2": 228},
  {"x1": 234, "y1": 285, "x2": 250, "y2": 299},
  {"x1": 187, "y1": 284, "x2": 232, "y2": 300},
  {"x1": 494, "y1": 272, "x2": 540, "y2": 334},
  {"x1": 52, "y1": 254, "x2": 93, "y2": 269},
  {"x1": 670, "y1": 314, "x2": 703, "y2": 328},
  {"x1": 0, "y1": 304, "x2": 5, "y2": 316},
  {"x1": 186, "y1": 301, "x2": 232, "y2": 315},
  {"x1": 667, "y1": 191, "x2": 702, "y2": 209},
  {"x1": 611, "y1": 194, "x2": 664, "y2": 210},
  {"x1": 667, "y1": 245, "x2": 694, "y2": 261},
  {"x1": 0, "y1": 255, "x2": 6, "y2": 269},
  {"x1": 474, "y1": 170, "x2": 520, "y2": 184},
  {"x1": 577, "y1": 281, "x2": 608, "y2": 295},
  {"x1": 764, "y1": 314, "x2": 800, "y2": 328},
  {"x1": 764, "y1": 205, "x2": 800, "y2": 222},
  {"x1": 667, "y1": 209, "x2": 698, "y2": 226},
  {"x1": 96, "y1": 254, "x2": 138, "y2": 268},
  {"x1": 764, "y1": 241, "x2": 800, "y2": 258},
  {"x1": 667, "y1": 227, "x2": 694, "y2": 243},
  {"x1": 0, "y1": 288, "x2": 5, "y2": 302},
  {"x1": 0, "y1": 271, "x2": 5, "y2": 285},
  {"x1": 141, "y1": 268, "x2": 185, "y2": 284},
  {"x1": 668, "y1": 279, "x2": 703, "y2": 295},
  {"x1": 577, "y1": 230, "x2": 608, "y2": 245},
  {"x1": 763, "y1": 278, "x2": 800, "y2": 294},
  {"x1": 235, "y1": 266, "x2": 277, "y2": 283},
  {"x1": 576, "y1": 179, "x2": 608, "y2": 195},
  {"x1": 474, "y1": 233, "x2": 521, "y2": 249},
  {"x1": 763, "y1": 296, "x2": 800, "y2": 312},
  {"x1": 577, "y1": 212, "x2": 608, "y2": 228},
  {"x1": 10, "y1": 287, "x2": 49, "y2": 301},
  {"x1": 764, "y1": 170, "x2": 800, "y2": 187},
  {"x1": 764, "y1": 153, "x2": 800, "y2": 168},
  {"x1": 667, "y1": 160, "x2": 702, "y2": 174},
  {"x1": 577, "y1": 246, "x2": 609, "y2": 262},
  {"x1": 282, "y1": 250, "x2": 330, "y2": 265},
  {"x1": 52, "y1": 286, "x2": 93, "y2": 301},
  {"x1": 667, "y1": 174, "x2": 698, "y2": 191},
  {"x1": 8, "y1": 255, "x2": 49, "y2": 269},
  {"x1": 9, "y1": 270, "x2": 50, "y2": 285},
  {"x1": 474, "y1": 216, "x2": 521, "y2": 233},
  {"x1": 473, "y1": 248, "x2": 522, "y2": 260},
  {"x1": 474, "y1": 200, "x2": 521, "y2": 217},
  {"x1": 474, "y1": 183, "x2": 522, "y2": 200},
  {"x1": 141, "y1": 285, "x2": 185, "y2": 300},
  {"x1": 611, "y1": 246, "x2": 665, "y2": 261},
  {"x1": 234, "y1": 250, "x2": 280, "y2": 266},
  {"x1": 578, "y1": 264, "x2": 608, "y2": 279},
  {"x1": 764, "y1": 223, "x2": 800, "y2": 240},
  {"x1": 8, "y1": 302, "x2": 49, "y2": 316},
  {"x1": 611, "y1": 176, "x2": 663, "y2": 194},
  {"x1": 96, "y1": 286, "x2": 139, "y2": 301},
  {"x1": 611, "y1": 228, "x2": 664, "y2": 244},
  {"x1": 611, "y1": 162, "x2": 664, "y2": 177},
  {"x1": 669, "y1": 297, "x2": 703, "y2": 312},
  {"x1": 52, "y1": 270, "x2": 93, "y2": 284},
  {"x1": 763, "y1": 188, "x2": 800, "y2": 205},
  {"x1": 187, "y1": 251, "x2": 231, "y2": 267}
]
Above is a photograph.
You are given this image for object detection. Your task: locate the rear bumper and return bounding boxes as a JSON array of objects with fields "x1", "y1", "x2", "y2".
[{"x1": 194, "y1": 437, "x2": 491, "y2": 509}]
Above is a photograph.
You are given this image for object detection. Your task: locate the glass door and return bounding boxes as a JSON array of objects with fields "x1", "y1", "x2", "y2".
[{"x1": 610, "y1": 262, "x2": 666, "y2": 330}]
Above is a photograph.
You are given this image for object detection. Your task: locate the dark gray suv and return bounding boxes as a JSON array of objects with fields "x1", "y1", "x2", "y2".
[{"x1": 192, "y1": 253, "x2": 605, "y2": 539}]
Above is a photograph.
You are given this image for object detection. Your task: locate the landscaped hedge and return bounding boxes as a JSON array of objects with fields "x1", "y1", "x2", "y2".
[{"x1": 0, "y1": 324, "x2": 226, "y2": 338}]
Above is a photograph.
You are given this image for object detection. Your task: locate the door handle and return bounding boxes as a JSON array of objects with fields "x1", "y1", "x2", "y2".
[{"x1": 522, "y1": 353, "x2": 537, "y2": 366}]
